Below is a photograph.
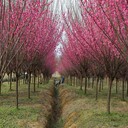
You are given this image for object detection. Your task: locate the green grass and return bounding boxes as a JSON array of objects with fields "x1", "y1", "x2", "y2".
[
  {"x1": 63, "y1": 79, "x2": 128, "y2": 128},
  {"x1": 0, "y1": 106, "x2": 39, "y2": 128},
  {"x1": 0, "y1": 79, "x2": 52, "y2": 128}
]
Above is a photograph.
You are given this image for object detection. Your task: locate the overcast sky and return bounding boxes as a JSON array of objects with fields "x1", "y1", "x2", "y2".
[
  {"x1": 50, "y1": 0, "x2": 81, "y2": 57},
  {"x1": 50, "y1": 0, "x2": 80, "y2": 15}
]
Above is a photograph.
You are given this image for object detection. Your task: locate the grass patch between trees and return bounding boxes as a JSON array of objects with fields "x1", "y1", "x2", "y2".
[
  {"x1": 0, "y1": 80, "x2": 52, "y2": 128},
  {"x1": 61, "y1": 81, "x2": 128, "y2": 128}
]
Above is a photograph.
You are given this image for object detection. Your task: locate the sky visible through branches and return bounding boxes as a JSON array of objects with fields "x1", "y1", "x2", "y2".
[{"x1": 51, "y1": 0, "x2": 80, "y2": 57}]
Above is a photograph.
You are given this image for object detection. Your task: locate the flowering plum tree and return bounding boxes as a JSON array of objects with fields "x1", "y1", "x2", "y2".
[
  {"x1": 59, "y1": 0, "x2": 128, "y2": 114},
  {"x1": 0, "y1": 0, "x2": 61, "y2": 108}
]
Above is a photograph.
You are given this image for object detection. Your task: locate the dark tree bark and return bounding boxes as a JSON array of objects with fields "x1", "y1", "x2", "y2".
[
  {"x1": 96, "y1": 77, "x2": 99, "y2": 100},
  {"x1": 37, "y1": 74, "x2": 39, "y2": 88},
  {"x1": 127, "y1": 80, "x2": 128, "y2": 97},
  {"x1": 107, "y1": 78, "x2": 113, "y2": 114},
  {"x1": 10, "y1": 72, "x2": 12, "y2": 90},
  {"x1": 99, "y1": 78, "x2": 102, "y2": 92},
  {"x1": 116, "y1": 78, "x2": 118, "y2": 94},
  {"x1": 80, "y1": 77, "x2": 83, "y2": 90},
  {"x1": 76, "y1": 77, "x2": 78, "y2": 86},
  {"x1": 33, "y1": 70, "x2": 36, "y2": 92},
  {"x1": 84, "y1": 76, "x2": 87, "y2": 94},
  {"x1": 122, "y1": 78, "x2": 125, "y2": 101},
  {"x1": 0, "y1": 76, "x2": 2, "y2": 95},
  {"x1": 28, "y1": 72, "x2": 31, "y2": 99},
  {"x1": 73, "y1": 76, "x2": 75, "y2": 86},
  {"x1": 101, "y1": 79, "x2": 104, "y2": 90},
  {"x1": 16, "y1": 72, "x2": 19, "y2": 109}
]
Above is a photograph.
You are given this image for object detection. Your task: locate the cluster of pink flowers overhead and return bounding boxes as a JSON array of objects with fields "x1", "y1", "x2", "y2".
[
  {"x1": 82, "y1": 0, "x2": 128, "y2": 58},
  {"x1": 59, "y1": 0, "x2": 128, "y2": 76}
]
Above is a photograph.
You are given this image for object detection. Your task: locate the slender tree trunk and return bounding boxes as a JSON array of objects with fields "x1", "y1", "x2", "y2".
[
  {"x1": 96, "y1": 77, "x2": 99, "y2": 100},
  {"x1": 127, "y1": 80, "x2": 128, "y2": 97},
  {"x1": 92, "y1": 77, "x2": 95, "y2": 88},
  {"x1": 107, "y1": 78, "x2": 113, "y2": 114},
  {"x1": 10, "y1": 72, "x2": 12, "y2": 90},
  {"x1": 76, "y1": 77, "x2": 78, "y2": 86},
  {"x1": 74, "y1": 77, "x2": 76, "y2": 87},
  {"x1": 28, "y1": 72, "x2": 31, "y2": 99},
  {"x1": 80, "y1": 77, "x2": 83, "y2": 90},
  {"x1": 8, "y1": 74, "x2": 9, "y2": 85},
  {"x1": 23, "y1": 72, "x2": 25, "y2": 84},
  {"x1": 0, "y1": 76, "x2": 2, "y2": 95},
  {"x1": 73, "y1": 76, "x2": 75, "y2": 87},
  {"x1": 101, "y1": 79, "x2": 104, "y2": 90},
  {"x1": 16, "y1": 72, "x2": 19, "y2": 109},
  {"x1": 116, "y1": 79, "x2": 118, "y2": 94},
  {"x1": 88, "y1": 77, "x2": 90, "y2": 88},
  {"x1": 33, "y1": 70, "x2": 36, "y2": 92},
  {"x1": 37, "y1": 74, "x2": 39, "y2": 88},
  {"x1": 19, "y1": 77, "x2": 20, "y2": 86},
  {"x1": 32, "y1": 75, "x2": 34, "y2": 84},
  {"x1": 122, "y1": 78, "x2": 125, "y2": 101},
  {"x1": 84, "y1": 76, "x2": 87, "y2": 94},
  {"x1": 99, "y1": 78, "x2": 102, "y2": 92}
]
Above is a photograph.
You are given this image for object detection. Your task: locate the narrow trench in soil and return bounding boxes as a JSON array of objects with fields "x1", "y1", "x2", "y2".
[{"x1": 46, "y1": 86, "x2": 62, "y2": 128}]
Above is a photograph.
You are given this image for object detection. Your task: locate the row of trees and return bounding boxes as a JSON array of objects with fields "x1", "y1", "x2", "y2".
[
  {"x1": 58, "y1": 0, "x2": 128, "y2": 113},
  {"x1": 0, "y1": 0, "x2": 62, "y2": 108}
]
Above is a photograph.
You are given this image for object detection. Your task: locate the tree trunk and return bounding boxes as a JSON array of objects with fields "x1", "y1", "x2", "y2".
[
  {"x1": 127, "y1": 80, "x2": 128, "y2": 97},
  {"x1": 88, "y1": 77, "x2": 90, "y2": 88},
  {"x1": 37, "y1": 74, "x2": 39, "y2": 88},
  {"x1": 122, "y1": 79, "x2": 125, "y2": 101},
  {"x1": 107, "y1": 78, "x2": 113, "y2": 114},
  {"x1": 28, "y1": 72, "x2": 31, "y2": 99},
  {"x1": 10, "y1": 72, "x2": 12, "y2": 90},
  {"x1": 101, "y1": 79, "x2": 104, "y2": 90},
  {"x1": 80, "y1": 77, "x2": 83, "y2": 90},
  {"x1": 74, "y1": 77, "x2": 76, "y2": 87},
  {"x1": 76, "y1": 77, "x2": 78, "y2": 86},
  {"x1": 0, "y1": 76, "x2": 2, "y2": 95},
  {"x1": 33, "y1": 71, "x2": 36, "y2": 92},
  {"x1": 92, "y1": 77, "x2": 95, "y2": 88},
  {"x1": 84, "y1": 77, "x2": 87, "y2": 94},
  {"x1": 116, "y1": 79, "x2": 118, "y2": 94},
  {"x1": 19, "y1": 77, "x2": 20, "y2": 86},
  {"x1": 23, "y1": 72, "x2": 25, "y2": 84},
  {"x1": 73, "y1": 76, "x2": 75, "y2": 86},
  {"x1": 99, "y1": 78, "x2": 102, "y2": 92},
  {"x1": 32, "y1": 75, "x2": 34, "y2": 84},
  {"x1": 96, "y1": 77, "x2": 99, "y2": 100},
  {"x1": 8, "y1": 74, "x2": 9, "y2": 85},
  {"x1": 16, "y1": 72, "x2": 19, "y2": 109}
]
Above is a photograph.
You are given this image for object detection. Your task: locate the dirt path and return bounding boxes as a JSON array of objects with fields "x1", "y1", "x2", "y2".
[{"x1": 46, "y1": 86, "x2": 62, "y2": 128}]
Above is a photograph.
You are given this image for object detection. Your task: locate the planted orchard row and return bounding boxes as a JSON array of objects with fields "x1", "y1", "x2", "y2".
[
  {"x1": 0, "y1": 0, "x2": 62, "y2": 109},
  {"x1": 58, "y1": 0, "x2": 128, "y2": 114}
]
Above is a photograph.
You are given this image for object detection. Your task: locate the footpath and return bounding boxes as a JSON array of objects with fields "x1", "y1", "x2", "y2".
[{"x1": 46, "y1": 85, "x2": 79, "y2": 128}]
